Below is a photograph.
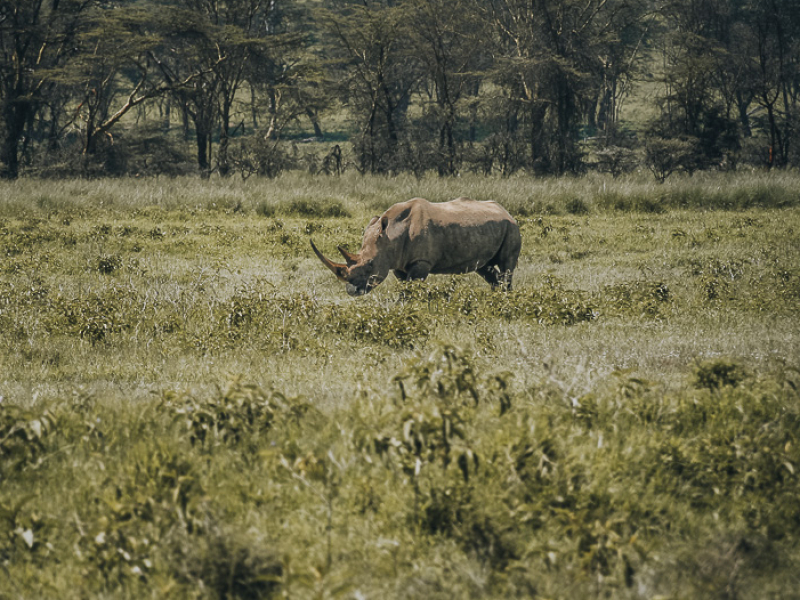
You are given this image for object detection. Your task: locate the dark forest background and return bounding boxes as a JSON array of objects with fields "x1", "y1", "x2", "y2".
[{"x1": 1, "y1": 0, "x2": 798, "y2": 180}]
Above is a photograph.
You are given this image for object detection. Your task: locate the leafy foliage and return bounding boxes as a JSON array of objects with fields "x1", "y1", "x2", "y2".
[
  {"x1": 78, "y1": 443, "x2": 206, "y2": 583},
  {"x1": 1, "y1": 335, "x2": 799, "y2": 598},
  {"x1": 0, "y1": 402, "x2": 56, "y2": 475},
  {"x1": 3, "y1": 0, "x2": 800, "y2": 178},
  {"x1": 166, "y1": 377, "x2": 309, "y2": 449},
  {"x1": 693, "y1": 359, "x2": 748, "y2": 391}
]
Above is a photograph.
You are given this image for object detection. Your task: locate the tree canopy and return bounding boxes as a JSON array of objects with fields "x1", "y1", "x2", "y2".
[{"x1": 1, "y1": 0, "x2": 798, "y2": 179}]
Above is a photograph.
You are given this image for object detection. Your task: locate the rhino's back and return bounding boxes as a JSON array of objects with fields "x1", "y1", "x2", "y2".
[
  {"x1": 399, "y1": 197, "x2": 519, "y2": 273},
  {"x1": 417, "y1": 197, "x2": 513, "y2": 224}
]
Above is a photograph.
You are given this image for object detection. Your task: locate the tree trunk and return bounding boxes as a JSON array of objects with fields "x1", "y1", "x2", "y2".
[
  {"x1": 162, "y1": 98, "x2": 171, "y2": 133},
  {"x1": 736, "y1": 91, "x2": 752, "y2": 137},
  {"x1": 1, "y1": 101, "x2": 31, "y2": 179},
  {"x1": 0, "y1": 134, "x2": 20, "y2": 180},
  {"x1": 197, "y1": 128, "x2": 211, "y2": 178},
  {"x1": 306, "y1": 107, "x2": 323, "y2": 138},
  {"x1": 529, "y1": 102, "x2": 547, "y2": 170},
  {"x1": 764, "y1": 99, "x2": 783, "y2": 168},
  {"x1": 218, "y1": 102, "x2": 231, "y2": 178},
  {"x1": 251, "y1": 85, "x2": 259, "y2": 131},
  {"x1": 554, "y1": 75, "x2": 578, "y2": 174}
]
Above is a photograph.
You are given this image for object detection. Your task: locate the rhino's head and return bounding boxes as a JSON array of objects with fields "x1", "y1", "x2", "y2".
[{"x1": 311, "y1": 216, "x2": 394, "y2": 296}]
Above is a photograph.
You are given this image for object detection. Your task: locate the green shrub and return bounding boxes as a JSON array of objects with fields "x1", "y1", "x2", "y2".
[
  {"x1": 565, "y1": 197, "x2": 590, "y2": 215},
  {"x1": 600, "y1": 281, "x2": 672, "y2": 318},
  {"x1": 693, "y1": 359, "x2": 748, "y2": 391},
  {"x1": 0, "y1": 403, "x2": 57, "y2": 475},
  {"x1": 96, "y1": 254, "x2": 122, "y2": 274},
  {"x1": 325, "y1": 302, "x2": 431, "y2": 349},
  {"x1": 177, "y1": 523, "x2": 283, "y2": 600},
  {"x1": 165, "y1": 378, "x2": 303, "y2": 448},
  {"x1": 0, "y1": 495, "x2": 53, "y2": 566},
  {"x1": 656, "y1": 381, "x2": 800, "y2": 538},
  {"x1": 284, "y1": 198, "x2": 350, "y2": 218},
  {"x1": 55, "y1": 292, "x2": 129, "y2": 343},
  {"x1": 77, "y1": 442, "x2": 206, "y2": 586},
  {"x1": 397, "y1": 279, "x2": 597, "y2": 326}
]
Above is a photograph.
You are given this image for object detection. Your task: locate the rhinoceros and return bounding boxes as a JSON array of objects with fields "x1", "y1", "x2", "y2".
[{"x1": 311, "y1": 197, "x2": 521, "y2": 296}]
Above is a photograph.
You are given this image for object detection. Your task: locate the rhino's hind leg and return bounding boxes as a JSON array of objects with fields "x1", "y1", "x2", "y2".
[
  {"x1": 477, "y1": 265, "x2": 499, "y2": 287},
  {"x1": 499, "y1": 269, "x2": 513, "y2": 291},
  {"x1": 483, "y1": 228, "x2": 519, "y2": 291}
]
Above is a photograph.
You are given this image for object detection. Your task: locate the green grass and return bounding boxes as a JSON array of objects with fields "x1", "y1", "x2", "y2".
[{"x1": 1, "y1": 172, "x2": 799, "y2": 598}]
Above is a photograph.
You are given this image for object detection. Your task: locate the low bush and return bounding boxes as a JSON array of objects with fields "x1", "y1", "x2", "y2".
[
  {"x1": 0, "y1": 350, "x2": 798, "y2": 598},
  {"x1": 283, "y1": 197, "x2": 351, "y2": 218},
  {"x1": 693, "y1": 359, "x2": 748, "y2": 391},
  {"x1": 0, "y1": 403, "x2": 57, "y2": 475}
]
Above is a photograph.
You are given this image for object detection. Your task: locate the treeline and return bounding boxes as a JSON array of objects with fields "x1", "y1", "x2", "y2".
[{"x1": 1, "y1": 0, "x2": 799, "y2": 180}]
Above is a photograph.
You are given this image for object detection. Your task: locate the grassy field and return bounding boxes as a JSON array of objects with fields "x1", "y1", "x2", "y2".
[{"x1": 1, "y1": 171, "x2": 799, "y2": 599}]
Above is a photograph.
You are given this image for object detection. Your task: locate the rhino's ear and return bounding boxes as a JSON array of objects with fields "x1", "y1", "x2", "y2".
[{"x1": 380, "y1": 216, "x2": 389, "y2": 232}]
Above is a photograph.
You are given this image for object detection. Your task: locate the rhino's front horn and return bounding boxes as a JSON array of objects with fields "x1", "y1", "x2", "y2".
[
  {"x1": 337, "y1": 245, "x2": 359, "y2": 267},
  {"x1": 311, "y1": 239, "x2": 348, "y2": 282}
]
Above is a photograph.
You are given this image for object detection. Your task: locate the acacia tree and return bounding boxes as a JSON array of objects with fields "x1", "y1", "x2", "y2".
[
  {"x1": 152, "y1": 3, "x2": 237, "y2": 177},
  {"x1": 151, "y1": 0, "x2": 303, "y2": 177},
  {"x1": 57, "y1": 3, "x2": 173, "y2": 172},
  {"x1": 484, "y1": 0, "x2": 648, "y2": 174},
  {"x1": 152, "y1": 22, "x2": 217, "y2": 177},
  {"x1": 651, "y1": 0, "x2": 800, "y2": 171},
  {"x1": 404, "y1": 0, "x2": 488, "y2": 175},
  {"x1": 745, "y1": 0, "x2": 800, "y2": 168},
  {"x1": 589, "y1": 0, "x2": 652, "y2": 142},
  {"x1": 0, "y1": 0, "x2": 97, "y2": 178},
  {"x1": 325, "y1": 0, "x2": 419, "y2": 174},
  {"x1": 652, "y1": 0, "x2": 742, "y2": 170}
]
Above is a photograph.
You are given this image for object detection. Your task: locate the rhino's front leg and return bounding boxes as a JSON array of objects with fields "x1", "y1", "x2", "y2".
[{"x1": 396, "y1": 261, "x2": 431, "y2": 282}]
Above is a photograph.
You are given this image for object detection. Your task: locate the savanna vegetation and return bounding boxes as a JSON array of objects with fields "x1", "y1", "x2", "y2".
[
  {"x1": 1, "y1": 172, "x2": 799, "y2": 598},
  {"x1": 2, "y1": 0, "x2": 800, "y2": 180},
  {"x1": 3, "y1": 0, "x2": 800, "y2": 597}
]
